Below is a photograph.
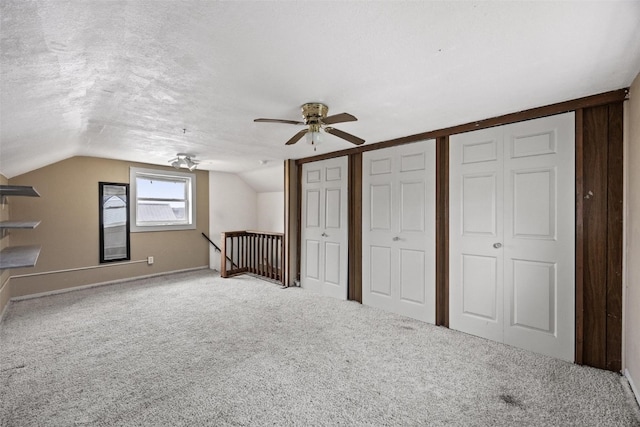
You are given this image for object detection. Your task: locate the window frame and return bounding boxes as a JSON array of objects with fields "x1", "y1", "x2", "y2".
[
  {"x1": 99, "y1": 182, "x2": 131, "y2": 263},
  {"x1": 129, "y1": 167, "x2": 197, "y2": 232}
]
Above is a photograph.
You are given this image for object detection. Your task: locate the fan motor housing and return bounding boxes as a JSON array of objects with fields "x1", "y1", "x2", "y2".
[{"x1": 301, "y1": 103, "x2": 328, "y2": 125}]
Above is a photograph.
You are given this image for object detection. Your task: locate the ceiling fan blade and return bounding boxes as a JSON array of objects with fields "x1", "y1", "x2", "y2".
[
  {"x1": 285, "y1": 129, "x2": 309, "y2": 145},
  {"x1": 254, "y1": 118, "x2": 305, "y2": 125},
  {"x1": 321, "y1": 112, "x2": 357, "y2": 125},
  {"x1": 324, "y1": 127, "x2": 365, "y2": 145}
]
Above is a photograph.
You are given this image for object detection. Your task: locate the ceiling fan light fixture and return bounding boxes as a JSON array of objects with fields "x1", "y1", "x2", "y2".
[
  {"x1": 169, "y1": 153, "x2": 198, "y2": 171},
  {"x1": 306, "y1": 124, "x2": 322, "y2": 150},
  {"x1": 306, "y1": 131, "x2": 322, "y2": 147}
]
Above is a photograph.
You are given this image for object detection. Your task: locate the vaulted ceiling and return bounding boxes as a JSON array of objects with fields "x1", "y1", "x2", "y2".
[{"x1": 1, "y1": 1, "x2": 639, "y2": 179}]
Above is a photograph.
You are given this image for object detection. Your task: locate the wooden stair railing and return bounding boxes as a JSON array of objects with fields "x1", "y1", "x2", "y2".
[{"x1": 220, "y1": 231, "x2": 284, "y2": 284}]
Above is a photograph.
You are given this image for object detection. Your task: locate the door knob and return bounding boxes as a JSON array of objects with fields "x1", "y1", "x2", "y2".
[
  {"x1": 493, "y1": 242, "x2": 502, "y2": 249},
  {"x1": 392, "y1": 236, "x2": 400, "y2": 241},
  {"x1": 321, "y1": 232, "x2": 328, "y2": 237}
]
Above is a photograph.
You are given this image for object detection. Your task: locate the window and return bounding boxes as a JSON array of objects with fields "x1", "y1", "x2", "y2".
[
  {"x1": 99, "y1": 182, "x2": 130, "y2": 262},
  {"x1": 130, "y1": 167, "x2": 196, "y2": 232}
]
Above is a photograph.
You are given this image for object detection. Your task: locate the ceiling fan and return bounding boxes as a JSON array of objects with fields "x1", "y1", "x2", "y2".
[
  {"x1": 169, "y1": 153, "x2": 199, "y2": 171},
  {"x1": 254, "y1": 103, "x2": 365, "y2": 149}
]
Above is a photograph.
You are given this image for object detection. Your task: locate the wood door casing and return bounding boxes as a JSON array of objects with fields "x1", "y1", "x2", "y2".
[
  {"x1": 348, "y1": 153, "x2": 363, "y2": 302},
  {"x1": 579, "y1": 103, "x2": 624, "y2": 371},
  {"x1": 435, "y1": 136, "x2": 449, "y2": 327}
]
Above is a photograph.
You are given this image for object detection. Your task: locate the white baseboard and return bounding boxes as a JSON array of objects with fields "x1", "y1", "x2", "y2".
[
  {"x1": 10, "y1": 266, "x2": 210, "y2": 302},
  {"x1": 626, "y1": 369, "x2": 640, "y2": 408}
]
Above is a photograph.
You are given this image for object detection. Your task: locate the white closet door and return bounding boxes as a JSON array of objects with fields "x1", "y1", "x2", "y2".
[
  {"x1": 362, "y1": 140, "x2": 436, "y2": 323},
  {"x1": 449, "y1": 127, "x2": 505, "y2": 343},
  {"x1": 301, "y1": 156, "x2": 348, "y2": 300},
  {"x1": 450, "y1": 113, "x2": 575, "y2": 362},
  {"x1": 502, "y1": 114, "x2": 575, "y2": 361}
]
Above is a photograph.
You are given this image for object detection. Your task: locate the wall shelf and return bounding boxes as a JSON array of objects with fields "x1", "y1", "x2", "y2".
[
  {"x1": 0, "y1": 221, "x2": 41, "y2": 229},
  {"x1": 0, "y1": 185, "x2": 40, "y2": 199},
  {"x1": 0, "y1": 245, "x2": 41, "y2": 269},
  {"x1": 0, "y1": 221, "x2": 41, "y2": 238},
  {"x1": 0, "y1": 185, "x2": 41, "y2": 270}
]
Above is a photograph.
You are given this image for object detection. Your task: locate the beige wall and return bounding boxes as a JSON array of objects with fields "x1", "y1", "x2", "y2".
[
  {"x1": 626, "y1": 72, "x2": 640, "y2": 399},
  {"x1": 0, "y1": 174, "x2": 11, "y2": 316},
  {"x1": 7, "y1": 156, "x2": 209, "y2": 297}
]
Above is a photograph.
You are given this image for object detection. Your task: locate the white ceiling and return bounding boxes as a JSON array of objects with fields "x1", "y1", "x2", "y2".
[{"x1": 1, "y1": 1, "x2": 639, "y2": 179}]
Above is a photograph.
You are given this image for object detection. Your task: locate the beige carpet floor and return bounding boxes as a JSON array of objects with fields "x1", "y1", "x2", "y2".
[{"x1": 1, "y1": 270, "x2": 639, "y2": 426}]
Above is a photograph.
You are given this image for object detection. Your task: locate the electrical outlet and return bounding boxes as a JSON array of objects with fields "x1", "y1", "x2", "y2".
[{"x1": 147, "y1": 256, "x2": 154, "y2": 265}]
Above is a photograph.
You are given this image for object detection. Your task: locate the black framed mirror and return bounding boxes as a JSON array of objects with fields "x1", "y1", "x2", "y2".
[{"x1": 99, "y1": 182, "x2": 130, "y2": 263}]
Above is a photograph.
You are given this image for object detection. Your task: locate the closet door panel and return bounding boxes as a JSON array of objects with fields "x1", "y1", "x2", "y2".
[
  {"x1": 370, "y1": 246, "x2": 392, "y2": 297},
  {"x1": 363, "y1": 140, "x2": 435, "y2": 323},
  {"x1": 450, "y1": 127, "x2": 504, "y2": 341},
  {"x1": 450, "y1": 112, "x2": 575, "y2": 362},
  {"x1": 503, "y1": 113, "x2": 575, "y2": 362},
  {"x1": 301, "y1": 157, "x2": 348, "y2": 300},
  {"x1": 400, "y1": 248, "x2": 426, "y2": 304}
]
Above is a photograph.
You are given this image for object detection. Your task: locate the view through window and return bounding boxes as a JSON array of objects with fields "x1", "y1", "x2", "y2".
[{"x1": 130, "y1": 168, "x2": 196, "y2": 232}]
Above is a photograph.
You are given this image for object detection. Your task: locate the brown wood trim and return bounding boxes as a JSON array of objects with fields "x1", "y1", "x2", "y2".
[
  {"x1": 574, "y1": 109, "x2": 584, "y2": 365},
  {"x1": 284, "y1": 160, "x2": 293, "y2": 286},
  {"x1": 348, "y1": 153, "x2": 363, "y2": 302},
  {"x1": 296, "y1": 89, "x2": 628, "y2": 166},
  {"x1": 606, "y1": 102, "x2": 624, "y2": 372},
  {"x1": 582, "y1": 105, "x2": 609, "y2": 369},
  {"x1": 435, "y1": 136, "x2": 449, "y2": 327},
  {"x1": 220, "y1": 232, "x2": 228, "y2": 278},
  {"x1": 223, "y1": 230, "x2": 284, "y2": 237},
  {"x1": 296, "y1": 163, "x2": 302, "y2": 283}
]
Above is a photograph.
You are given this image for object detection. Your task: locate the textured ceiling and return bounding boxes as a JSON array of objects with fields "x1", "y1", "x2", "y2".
[{"x1": 1, "y1": 1, "x2": 639, "y2": 179}]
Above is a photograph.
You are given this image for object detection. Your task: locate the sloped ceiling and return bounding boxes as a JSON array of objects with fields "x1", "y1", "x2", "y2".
[
  {"x1": 239, "y1": 165, "x2": 283, "y2": 194},
  {"x1": 1, "y1": 1, "x2": 639, "y2": 178}
]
